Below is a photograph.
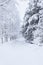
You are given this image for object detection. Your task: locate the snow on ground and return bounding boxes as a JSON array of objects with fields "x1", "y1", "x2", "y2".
[{"x1": 0, "y1": 36, "x2": 43, "y2": 65}]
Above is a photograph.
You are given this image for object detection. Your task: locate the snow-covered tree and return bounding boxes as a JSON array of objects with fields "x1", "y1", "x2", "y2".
[
  {"x1": 22, "y1": 0, "x2": 43, "y2": 44},
  {"x1": 0, "y1": 0, "x2": 21, "y2": 43}
]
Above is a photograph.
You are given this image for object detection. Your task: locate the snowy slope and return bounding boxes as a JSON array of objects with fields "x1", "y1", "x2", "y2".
[{"x1": 0, "y1": 42, "x2": 43, "y2": 65}]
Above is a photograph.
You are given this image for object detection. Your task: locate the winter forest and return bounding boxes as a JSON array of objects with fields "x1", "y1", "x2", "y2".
[
  {"x1": 0, "y1": 0, "x2": 43, "y2": 65},
  {"x1": 0, "y1": 0, "x2": 43, "y2": 45},
  {"x1": 0, "y1": 0, "x2": 21, "y2": 43}
]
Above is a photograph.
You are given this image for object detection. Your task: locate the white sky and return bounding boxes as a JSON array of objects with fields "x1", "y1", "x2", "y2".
[{"x1": 16, "y1": 0, "x2": 29, "y2": 21}]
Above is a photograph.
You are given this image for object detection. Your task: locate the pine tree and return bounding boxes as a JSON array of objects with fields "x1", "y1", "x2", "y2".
[{"x1": 22, "y1": 0, "x2": 43, "y2": 43}]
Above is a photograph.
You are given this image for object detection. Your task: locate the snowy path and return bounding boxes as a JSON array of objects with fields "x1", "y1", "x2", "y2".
[{"x1": 0, "y1": 39, "x2": 43, "y2": 65}]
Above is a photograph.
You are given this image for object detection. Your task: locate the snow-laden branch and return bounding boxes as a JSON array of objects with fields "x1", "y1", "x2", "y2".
[{"x1": 0, "y1": 0, "x2": 11, "y2": 6}]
